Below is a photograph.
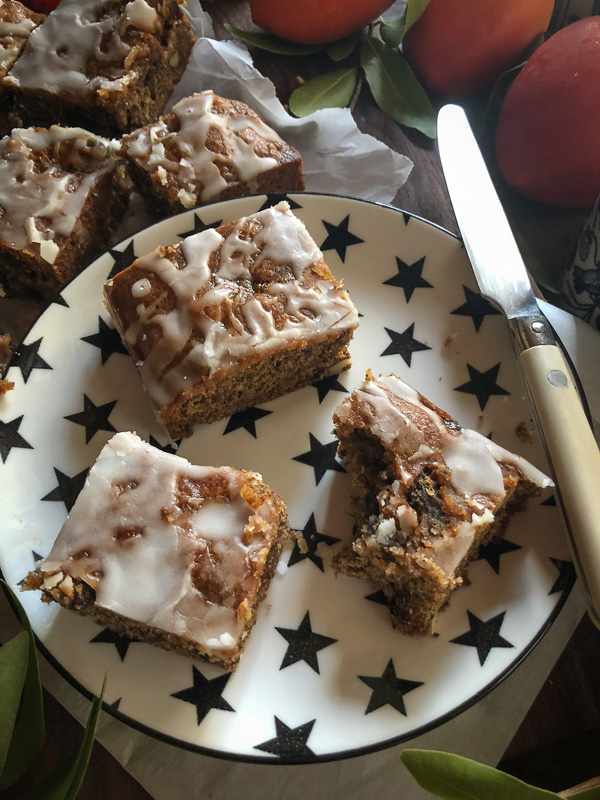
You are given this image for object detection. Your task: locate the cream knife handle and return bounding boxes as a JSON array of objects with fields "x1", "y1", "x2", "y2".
[{"x1": 519, "y1": 343, "x2": 600, "y2": 628}]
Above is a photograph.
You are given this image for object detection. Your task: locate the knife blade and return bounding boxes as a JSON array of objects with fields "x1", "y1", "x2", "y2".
[{"x1": 437, "y1": 103, "x2": 600, "y2": 629}]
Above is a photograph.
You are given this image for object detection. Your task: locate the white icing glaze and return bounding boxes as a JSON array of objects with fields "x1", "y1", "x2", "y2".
[
  {"x1": 39, "y1": 432, "x2": 281, "y2": 656},
  {"x1": 122, "y1": 91, "x2": 286, "y2": 205},
  {"x1": 122, "y1": 0, "x2": 157, "y2": 33},
  {"x1": 6, "y1": 0, "x2": 158, "y2": 94},
  {"x1": 106, "y1": 202, "x2": 359, "y2": 407},
  {"x1": 0, "y1": 126, "x2": 117, "y2": 261},
  {"x1": 0, "y1": 3, "x2": 41, "y2": 74}
]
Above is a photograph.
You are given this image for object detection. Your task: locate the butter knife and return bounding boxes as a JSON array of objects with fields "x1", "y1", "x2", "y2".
[{"x1": 437, "y1": 103, "x2": 600, "y2": 629}]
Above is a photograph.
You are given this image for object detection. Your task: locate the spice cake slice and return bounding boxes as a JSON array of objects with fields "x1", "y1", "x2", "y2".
[
  {"x1": 103, "y1": 201, "x2": 360, "y2": 438},
  {"x1": 332, "y1": 372, "x2": 552, "y2": 636},
  {"x1": 22, "y1": 431, "x2": 292, "y2": 671},
  {"x1": 0, "y1": 124, "x2": 129, "y2": 298},
  {"x1": 4, "y1": 0, "x2": 196, "y2": 137},
  {"x1": 121, "y1": 90, "x2": 305, "y2": 215}
]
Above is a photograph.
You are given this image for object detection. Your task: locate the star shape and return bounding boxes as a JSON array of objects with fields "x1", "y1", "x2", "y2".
[
  {"x1": 171, "y1": 666, "x2": 234, "y2": 725},
  {"x1": 90, "y1": 628, "x2": 134, "y2": 661},
  {"x1": 451, "y1": 286, "x2": 501, "y2": 331},
  {"x1": 258, "y1": 193, "x2": 302, "y2": 211},
  {"x1": 81, "y1": 317, "x2": 128, "y2": 364},
  {"x1": 381, "y1": 324, "x2": 431, "y2": 366},
  {"x1": 148, "y1": 435, "x2": 180, "y2": 454},
  {"x1": 0, "y1": 415, "x2": 33, "y2": 463},
  {"x1": 107, "y1": 240, "x2": 136, "y2": 280},
  {"x1": 287, "y1": 513, "x2": 340, "y2": 572},
  {"x1": 177, "y1": 213, "x2": 223, "y2": 239},
  {"x1": 275, "y1": 611, "x2": 337, "y2": 673},
  {"x1": 223, "y1": 406, "x2": 272, "y2": 438},
  {"x1": 455, "y1": 363, "x2": 509, "y2": 411},
  {"x1": 541, "y1": 494, "x2": 557, "y2": 507},
  {"x1": 292, "y1": 433, "x2": 345, "y2": 485},
  {"x1": 64, "y1": 395, "x2": 117, "y2": 443},
  {"x1": 450, "y1": 610, "x2": 514, "y2": 665},
  {"x1": 41, "y1": 466, "x2": 90, "y2": 511},
  {"x1": 109, "y1": 697, "x2": 122, "y2": 711},
  {"x1": 382, "y1": 256, "x2": 432, "y2": 303},
  {"x1": 312, "y1": 374, "x2": 348, "y2": 404},
  {"x1": 9, "y1": 338, "x2": 52, "y2": 383},
  {"x1": 50, "y1": 292, "x2": 69, "y2": 308},
  {"x1": 358, "y1": 659, "x2": 423, "y2": 715},
  {"x1": 548, "y1": 557, "x2": 576, "y2": 595},
  {"x1": 319, "y1": 215, "x2": 364, "y2": 262},
  {"x1": 476, "y1": 538, "x2": 522, "y2": 574},
  {"x1": 32, "y1": 551, "x2": 43, "y2": 563},
  {"x1": 365, "y1": 589, "x2": 389, "y2": 606},
  {"x1": 254, "y1": 717, "x2": 316, "y2": 758}
]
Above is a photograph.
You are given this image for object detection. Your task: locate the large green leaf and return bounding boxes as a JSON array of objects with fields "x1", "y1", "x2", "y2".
[
  {"x1": 400, "y1": 750, "x2": 562, "y2": 799},
  {"x1": 289, "y1": 67, "x2": 358, "y2": 117},
  {"x1": 224, "y1": 23, "x2": 324, "y2": 55},
  {"x1": 0, "y1": 631, "x2": 29, "y2": 781},
  {"x1": 0, "y1": 581, "x2": 45, "y2": 791},
  {"x1": 404, "y1": 0, "x2": 432, "y2": 34},
  {"x1": 23, "y1": 676, "x2": 107, "y2": 800},
  {"x1": 326, "y1": 33, "x2": 359, "y2": 62},
  {"x1": 360, "y1": 35, "x2": 436, "y2": 138},
  {"x1": 379, "y1": 16, "x2": 406, "y2": 48}
]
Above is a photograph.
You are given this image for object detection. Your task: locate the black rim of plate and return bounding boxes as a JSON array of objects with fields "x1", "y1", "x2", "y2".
[{"x1": 1, "y1": 191, "x2": 575, "y2": 765}]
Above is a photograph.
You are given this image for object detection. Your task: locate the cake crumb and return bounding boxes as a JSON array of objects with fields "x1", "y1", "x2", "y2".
[{"x1": 515, "y1": 420, "x2": 535, "y2": 444}]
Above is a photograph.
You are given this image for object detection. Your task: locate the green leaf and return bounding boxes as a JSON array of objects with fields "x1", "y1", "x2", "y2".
[
  {"x1": 326, "y1": 33, "x2": 359, "y2": 62},
  {"x1": 0, "y1": 631, "x2": 29, "y2": 781},
  {"x1": 360, "y1": 35, "x2": 436, "y2": 138},
  {"x1": 400, "y1": 749, "x2": 562, "y2": 799},
  {"x1": 289, "y1": 67, "x2": 358, "y2": 117},
  {"x1": 404, "y1": 0, "x2": 432, "y2": 34},
  {"x1": 0, "y1": 580, "x2": 45, "y2": 791},
  {"x1": 224, "y1": 23, "x2": 324, "y2": 55},
  {"x1": 23, "y1": 675, "x2": 107, "y2": 800},
  {"x1": 379, "y1": 16, "x2": 406, "y2": 48}
]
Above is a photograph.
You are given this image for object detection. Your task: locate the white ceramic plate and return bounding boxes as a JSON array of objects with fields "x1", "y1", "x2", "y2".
[{"x1": 0, "y1": 193, "x2": 572, "y2": 763}]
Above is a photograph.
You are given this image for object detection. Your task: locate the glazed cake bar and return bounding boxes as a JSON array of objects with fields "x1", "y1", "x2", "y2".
[
  {"x1": 23, "y1": 432, "x2": 292, "y2": 670},
  {"x1": 332, "y1": 373, "x2": 552, "y2": 636},
  {"x1": 104, "y1": 201, "x2": 359, "y2": 438},
  {"x1": 3, "y1": 0, "x2": 196, "y2": 136},
  {"x1": 0, "y1": 125, "x2": 128, "y2": 298},
  {"x1": 122, "y1": 90, "x2": 305, "y2": 215}
]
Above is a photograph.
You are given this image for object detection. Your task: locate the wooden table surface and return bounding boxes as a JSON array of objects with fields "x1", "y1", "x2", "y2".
[{"x1": 2, "y1": 2, "x2": 600, "y2": 797}]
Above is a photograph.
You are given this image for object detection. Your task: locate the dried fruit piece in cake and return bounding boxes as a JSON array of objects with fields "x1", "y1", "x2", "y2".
[
  {"x1": 104, "y1": 201, "x2": 359, "y2": 438},
  {"x1": 0, "y1": 0, "x2": 45, "y2": 135},
  {"x1": 4, "y1": 0, "x2": 196, "y2": 137},
  {"x1": 121, "y1": 90, "x2": 305, "y2": 215},
  {"x1": 332, "y1": 372, "x2": 552, "y2": 636},
  {"x1": 0, "y1": 125, "x2": 128, "y2": 298},
  {"x1": 22, "y1": 431, "x2": 292, "y2": 671}
]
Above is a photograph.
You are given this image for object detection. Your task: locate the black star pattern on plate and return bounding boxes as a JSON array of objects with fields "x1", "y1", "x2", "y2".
[
  {"x1": 258, "y1": 193, "x2": 302, "y2": 211},
  {"x1": 49, "y1": 291, "x2": 69, "y2": 308},
  {"x1": 254, "y1": 717, "x2": 316, "y2": 758},
  {"x1": 454, "y1": 363, "x2": 509, "y2": 411},
  {"x1": 275, "y1": 611, "x2": 337, "y2": 674},
  {"x1": 0, "y1": 416, "x2": 33, "y2": 464},
  {"x1": 365, "y1": 589, "x2": 389, "y2": 606},
  {"x1": 223, "y1": 406, "x2": 272, "y2": 438},
  {"x1": 90, "y1": 628, "x2": 134, "y2": 662},
  {"x1": 292, "y1": 433, "x2": 345, "y2": 485},
  {"x1": 148, "y1": 435, "x2": 180, "y2": 454},
  {"x1": 358, "y1": 659, "x2": 423, "y2": 715},
  {"x1": 32, "y1": 550, "x2": 43, "y2": 563},
  {"x1": 450, "y1": 610, "x2": 514, "y2": 665},
  {"x1": 109, "y1": 697, "x2": 122, "y2": 711},
  {"x1": 312, "y1": 374, "x2": 347, "y2": 404},
  {"x1": 381, "y1": 324, "x2": 431, "y2": 367},
  {"x1": 64, "y1": 395, "x2": 117, "y2": 444},
  {"x1": 476, "y1": 538, "x2": 522, "y2": 574},
  {"x1": 548, "y1": 557, "x2": 577, "y2": 595},
  {"x1": 41, "y1": 466, "x2": 89, "y2": 512},
  {"x1": 81, "y1": 317, "x2": 128, "y2": 364},
  {"x1": 177, "y1": 213, "x2": 223, "y2": 239},
  {"x1": 319, "y1": 215, "x2": 364, "y2": 261},
  {"x1": 287, "y1": 513, "x2": 340, "y2": 572},
  {"x1": 107, "y1": 240, "x2": 136, "y2": 280},
  {"x1": 541, "y1": 494, "x2": 557, "y2": 507},
  {"x1": 451, "y1": 286, "x2": 501, "y2": 331},
  {"x1": 171, "y1": 666, "x2": 234, "y2": 725},
  {"x1": 9, "y1": 338, "x2": 52, "y2": 383},
  {"x1": 382, "y1": 256, "x2": 432, "y2": 303}
]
